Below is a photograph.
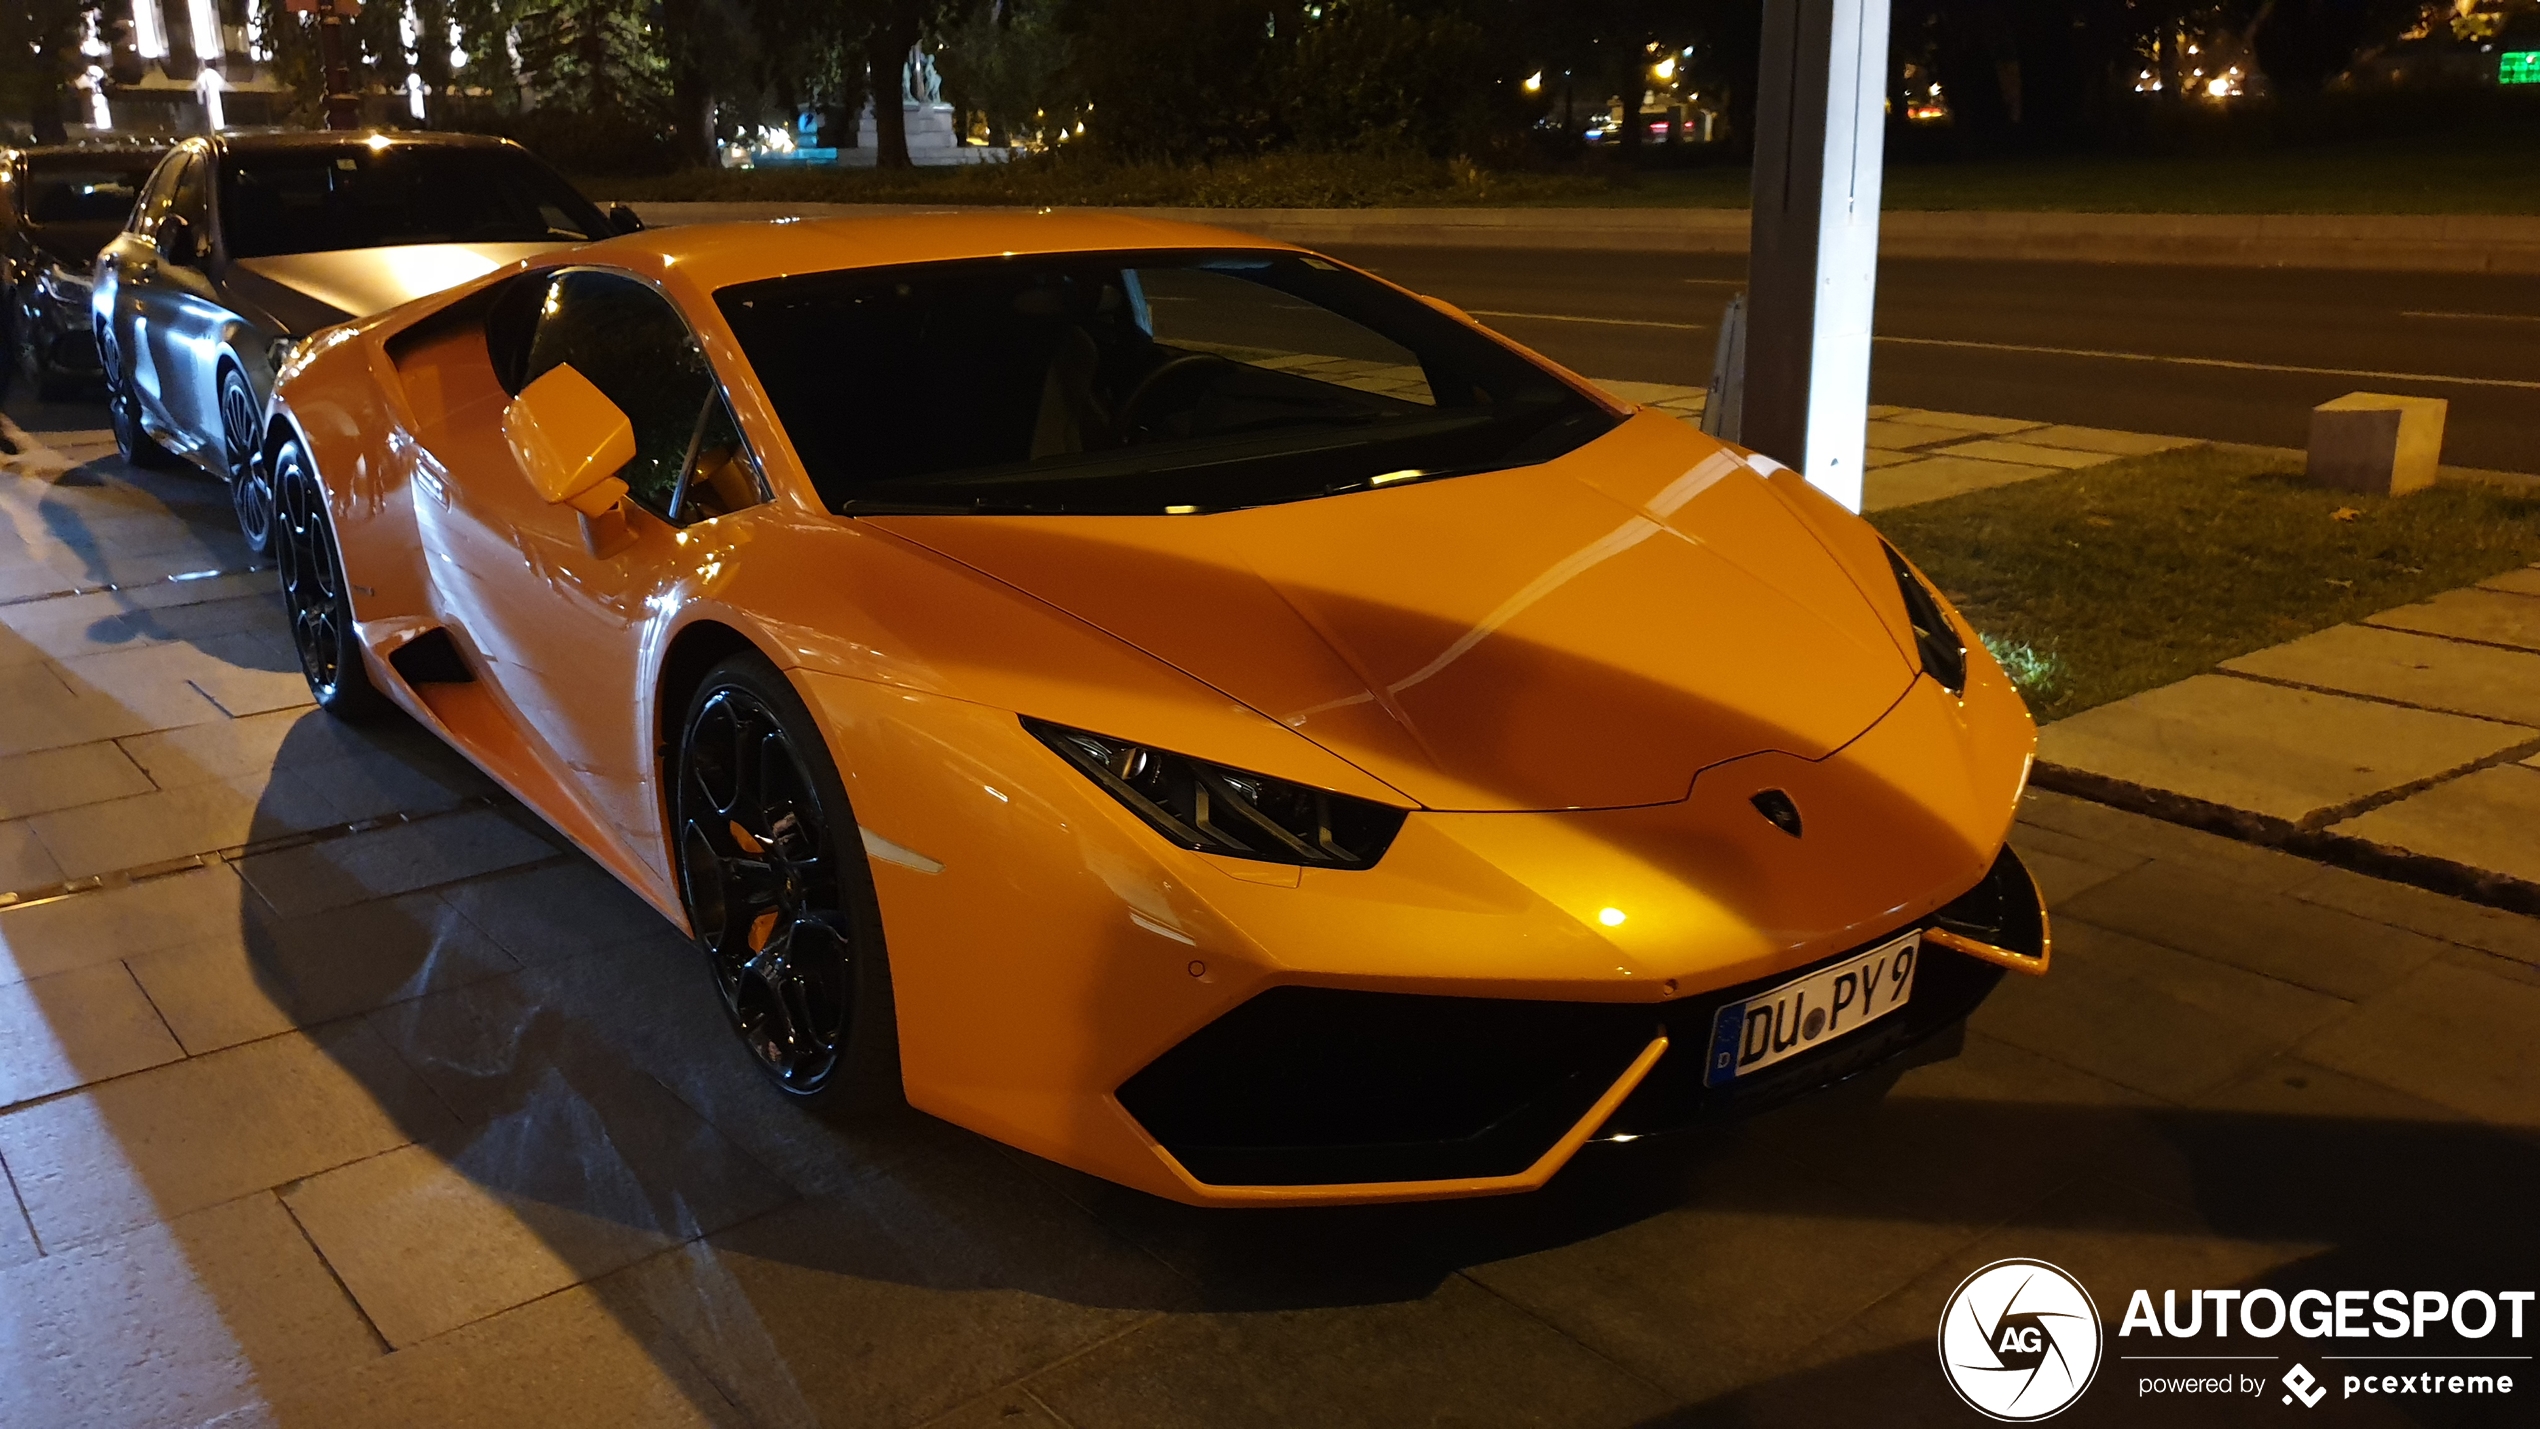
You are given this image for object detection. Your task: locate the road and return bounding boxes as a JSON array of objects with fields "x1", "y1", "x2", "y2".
[{"x1": 1327, "y1": 247, "x2": 2540, "y2": 473}]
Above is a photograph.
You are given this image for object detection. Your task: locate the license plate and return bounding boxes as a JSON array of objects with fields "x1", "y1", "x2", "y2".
[{"x1": 1703, "y1": 931, "x2": 1920, "y2": 1086}]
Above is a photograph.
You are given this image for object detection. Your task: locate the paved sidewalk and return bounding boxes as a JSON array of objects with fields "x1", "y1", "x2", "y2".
[
  {"x1": 4, "y1": 395, "x2": 2538, "y2": 1428},
  {"x1": 2040, "y1": 563, "x2": 2540, "y2": 905}
]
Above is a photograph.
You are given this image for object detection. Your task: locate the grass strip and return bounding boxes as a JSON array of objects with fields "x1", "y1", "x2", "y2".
[{"x1": 1870, "y1": 447, "x2": 2540, "y2": 723}]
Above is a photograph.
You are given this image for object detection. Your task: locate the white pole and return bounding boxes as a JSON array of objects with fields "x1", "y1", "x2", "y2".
[{"x1": 1742, "y1": 0, "x2": 1892, "y2": 513}]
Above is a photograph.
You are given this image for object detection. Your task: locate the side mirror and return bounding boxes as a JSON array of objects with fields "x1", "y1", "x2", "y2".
[
  {"x1": 608, "y1": 204, "x2": 644, "y2": 236},
  {"x1": 502, "y1": 363, "x2": 636, "y2": 554},
  {"x1": 159, "y1": 214, "x2": 199, "y2": 267}
]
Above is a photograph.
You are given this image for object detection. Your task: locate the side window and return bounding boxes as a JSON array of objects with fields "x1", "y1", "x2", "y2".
[
  {"x1": 521, "y1": 269, "x2": 761, "y2": 523},
  {"x1": 130, "y1": 152, "x2": 184, "y2": 235},
  {"x1": 166, "y1": 155, "x2": 209, "y2": 231}
]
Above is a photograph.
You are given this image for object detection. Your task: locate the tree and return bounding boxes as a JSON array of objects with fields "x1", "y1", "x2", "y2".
[
  {"x1": 2251, "y1": 0, "x2": 2422, "y2": 96},
  {"x1": 0, "y1": 2, "x2": 97, "y2": 143}
]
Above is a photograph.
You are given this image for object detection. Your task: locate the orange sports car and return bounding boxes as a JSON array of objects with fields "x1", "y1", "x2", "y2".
[{"x1": 262, "y1": 212, "x2": 2048, "y2": 1207}]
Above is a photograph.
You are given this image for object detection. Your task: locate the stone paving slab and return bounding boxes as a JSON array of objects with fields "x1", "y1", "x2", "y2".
[
  {"x1": 1861, "y1": 418, "x2": 1967, "y2": 450},
  {"x1": 2482, "y1": 563, "x2": 2540, "y2": 595},
  {"x1": 1862, "y1": 453, "x2": 2063, "y2": 512},
  {"x1": 2333, "y1": 763, "x2": 2540, "y2": 887},
  {"x1": 2364, "y1": 585, "x2": 2540, "y2": 653},
  {"x1": 1931, "y1": 437, "x2": 2112, "y2": 470},
  {"x1": 2038, "y1": 673, "x2": 2533, "y2": 825},
  {"x1": 0, "y1": 1192, "x2": 386, "y2": 1429},
  {"x1": 2007, "y1": 424, "x2": 2202, "y2": 457},
  {"x1": 2221, "y1": 621, "x2": 2540, "y2": 726}
]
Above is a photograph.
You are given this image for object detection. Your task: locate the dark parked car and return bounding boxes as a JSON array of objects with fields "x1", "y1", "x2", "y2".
[
  {"x1": 1, "y1": 141, "x2": 170, "y2": 399},
  {"x1": 94, "y1": 130, "x2": 633, "y2": 553}
]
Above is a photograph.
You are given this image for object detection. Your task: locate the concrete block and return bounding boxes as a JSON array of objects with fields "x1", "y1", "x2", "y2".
[{"x1": 2308, "y1": 392, "x2": 2447, "y2": 496}]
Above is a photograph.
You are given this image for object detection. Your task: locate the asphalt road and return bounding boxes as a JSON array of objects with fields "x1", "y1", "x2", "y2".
[{"x1": 1328, "y1": 247, "x2": 2540, "y2": 473}]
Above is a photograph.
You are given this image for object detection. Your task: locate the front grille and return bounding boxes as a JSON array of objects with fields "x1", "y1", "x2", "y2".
[{"x1": 1115, "y1": 845, "x2": 2040, "y2": 1188}]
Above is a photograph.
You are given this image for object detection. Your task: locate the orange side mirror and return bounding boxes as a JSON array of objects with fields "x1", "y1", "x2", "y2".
[{"x1": 502, "y1": 363, "x2": 634, "y2": 518}]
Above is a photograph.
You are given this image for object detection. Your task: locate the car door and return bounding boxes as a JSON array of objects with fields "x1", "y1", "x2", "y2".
[
  {"x1": 101, "y1": 149, "x2": 183, "y2": 423},
  {"x1": 137, "y1": 149, "x2": 224, "y2": 457},
  {"x1": 431, "y1": 266, "x2": 769, "y2": 856}
]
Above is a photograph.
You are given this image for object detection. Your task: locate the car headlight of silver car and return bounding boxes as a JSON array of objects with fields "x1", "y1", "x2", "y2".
[
  {"x1": 1884, "y1": 543, "x2": 1968, "y2": 695},
  {"x1": 1025, "y1": 717, "x2": 1408, "y2": 868}
]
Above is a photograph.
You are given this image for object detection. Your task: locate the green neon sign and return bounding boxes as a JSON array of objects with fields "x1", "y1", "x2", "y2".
[{"x1": 2504, "y1": 51, "x2": 2540, "y2": 85}]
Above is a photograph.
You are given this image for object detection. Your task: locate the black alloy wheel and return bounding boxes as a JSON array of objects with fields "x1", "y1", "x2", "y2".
[
  {"x1": 100, "y1": 326, "x2": 176, "y2": 470},
  {"x1": 272, "y1": 439, "x2": 383, "y2": 719},
  {"x1": 221, "y1": 366, "x2": 275, "y2": 555},
  {"x1": 674, "y1": 655, "x2": 897, "y2": 1102}
]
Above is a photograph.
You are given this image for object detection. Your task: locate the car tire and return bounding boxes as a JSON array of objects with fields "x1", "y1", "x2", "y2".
[
  {"x1": 272, "y1": 437, "x2": 386, "y2": 721},
  {"x1": 101, "y1": 328, "x2": 177, "y2": 470},
  {"x1": 672, "y1": 652, "x2": 901, "y2": 1106},
  {"x1": 219, "y1": 366, "x2": 275, "y2": 555}
]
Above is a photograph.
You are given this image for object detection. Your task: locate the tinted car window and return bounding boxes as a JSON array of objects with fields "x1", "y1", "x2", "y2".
[
  {"x1": 129, "y1": 152, "x2": 185, "y2": 234},
  {"x1": 714, "y1": 249, "x2": 1614, "y2": 515},
  {"x1": 219, "y1": 145, "x2": 608, "y2": 259},
  {"x1": 20, "y1": 156, "x2": 160, "y2": 227},
  {"x1": 165, "y1": 155, "x2": 208, "y2": 230},
  {"x1": 522, "y1": 269, "x2": 717, "y2": 519}
]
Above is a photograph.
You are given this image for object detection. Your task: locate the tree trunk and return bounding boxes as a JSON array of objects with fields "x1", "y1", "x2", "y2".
[
  {"x1": 871, "y1": 6, "x2": 919, "y2": 170},
  {"x1": 1618, "y1": 74, "x2": 1644, "y2": 152}
]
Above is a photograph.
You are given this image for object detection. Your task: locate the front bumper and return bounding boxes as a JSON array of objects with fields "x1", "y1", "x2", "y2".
[
  {"x1": 1115, "y1": 845, "x2": 2039, "y2": 1192},
  {"x1": 23, "y1": 308, "x2": 102, "y2": 378}
]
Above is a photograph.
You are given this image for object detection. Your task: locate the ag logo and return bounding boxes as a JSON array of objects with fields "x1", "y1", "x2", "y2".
[{"x1": 1937, "y1": 1258, "x2": 2103, "y2": 1420}]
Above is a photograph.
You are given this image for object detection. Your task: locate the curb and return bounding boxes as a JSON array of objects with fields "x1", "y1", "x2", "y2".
[
  {"x1": 2031, "y1": 761, "x2": 2540, "y2": 920},
  {"x1": 623, "y1": 201, "x2": 2540, "y2": 274}
]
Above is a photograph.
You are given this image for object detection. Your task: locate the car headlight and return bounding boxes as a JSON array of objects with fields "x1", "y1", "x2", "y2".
[
  {"x1": 268, "y1": 335, "x2": 305, "y2": 376},
  {"x1": 1884, "y1": 543, "x2": 1967, "y2": 696},
  {"x1": 1024, "y1": 717, "x2": 1408, "y2": 869},
  {"x1": 36, "y1": 262, "x2": 88, "y2": 308}
]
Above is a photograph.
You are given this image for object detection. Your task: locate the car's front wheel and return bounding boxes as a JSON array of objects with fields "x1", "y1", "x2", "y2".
[
  {"x1": 272, "y1": 438, "x2": 383, "y2": 720},
  {"x1": 220, "y1": 366, "x2": 274, "y2": 555},
  {"x1": 100, "y1": 326, "x2": 175, "y2": 470},
  {"x1": 673, "y1": 653, "x2": 898, "y2": 1103}
]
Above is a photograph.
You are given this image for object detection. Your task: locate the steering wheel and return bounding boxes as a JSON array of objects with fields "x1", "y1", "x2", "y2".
[{"x1": 1117, "y1": 353, "x2": 1231, "y2": 435}]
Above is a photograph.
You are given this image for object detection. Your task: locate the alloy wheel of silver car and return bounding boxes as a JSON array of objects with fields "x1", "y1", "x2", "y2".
[
  {"x1": 222, "y1": 368, "x2": 275, "y2": 555},
  {"x1": 99, "y1": 328, "x2": 175, "y2": 470}
]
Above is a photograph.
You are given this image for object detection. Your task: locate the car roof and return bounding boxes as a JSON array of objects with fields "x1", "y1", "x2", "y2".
[
  {"x1": 8, "y1": 140, "x2": 174, "y2": 162},
  {"x1": 600, "y1": 211, "x2": 1301, "y2": 295},
  {"x1": 208, "y1": 129, "x2": 526, "y2": 157}
]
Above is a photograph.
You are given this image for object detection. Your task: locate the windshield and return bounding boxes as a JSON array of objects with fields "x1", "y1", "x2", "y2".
[
  {"x1": 20, "y1": 154, "x2": 159, "y2": 227},
  {"x1": 714, "y1": 249, "x2": 1617, "y2": 515},
  {"x1": 218, "y1": 145, "x2": 608, "y2": 258}
]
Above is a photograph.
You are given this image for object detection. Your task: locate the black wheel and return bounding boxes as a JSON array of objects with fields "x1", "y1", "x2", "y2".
[
  {"x1": 272, "y1": 439, "x2": 384, "y2": 719},
  {"x1": 673, "y1": 655, "x2": 897, "y2": 1103},
  {"x1": 101, "y1": 326, "x2": 176, "y2": 469},
  {"x1": 220, "y1": 366, "x2": 274, "y2": 555}
]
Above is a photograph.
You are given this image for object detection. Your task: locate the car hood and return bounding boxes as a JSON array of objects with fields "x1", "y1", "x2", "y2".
[
  {"x1": 25, "y1": 223, "x2": 118, "y2": 273},
  {"x1": 231, "y1": 241, "x2": 564, "y2": 326},
  {"x1": 865, "y1": 411, "x2": 1917, "y2": 812}
]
